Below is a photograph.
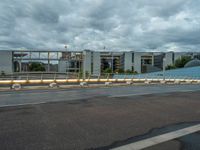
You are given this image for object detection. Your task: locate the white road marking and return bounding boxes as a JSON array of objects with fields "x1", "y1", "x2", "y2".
[
  {"x1": 180, "y1": 89, "x2": 197, "y2": 92},
  {"x1": 0, "y1": 102, "x2": 49, "y2": 108},
  {"x1": 109, "y1": 93, "x2": 151, "y2": 98},
  {"x1": 111, "y1": 124, "x2": 200, "y2": 150},
  {"x1": 109, "y1": 89, "x2": 199, "y2": 98},
  {"x1": 0, "y1": 90, "x2": 77, "y2": 97}
]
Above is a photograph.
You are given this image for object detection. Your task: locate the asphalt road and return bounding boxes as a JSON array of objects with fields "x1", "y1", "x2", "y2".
[
  {"x1": 0, "y1": 84, "x2": 200, "y2": 107},
  {"x1": 0, "y1": 85, "x2": 200, "y2": 150}
]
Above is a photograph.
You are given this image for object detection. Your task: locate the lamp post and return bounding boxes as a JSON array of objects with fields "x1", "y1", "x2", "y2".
[
  {"x1": 163, "y1": 57, "x2": 166, "y2": 80},
  {"x1": 64, "y1": 45, "x2": 68, "y2": 51},
  {"x1": 111, "y1": 52, "x2": 114, "y2": 74}
]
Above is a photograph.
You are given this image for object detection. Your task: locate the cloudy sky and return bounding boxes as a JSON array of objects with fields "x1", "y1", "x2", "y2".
[{"x1": 0, "y1": 0, "x2": 200, "y2": 51}]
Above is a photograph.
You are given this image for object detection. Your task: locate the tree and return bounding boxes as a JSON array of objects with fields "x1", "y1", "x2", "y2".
[
  {"x1": 124, "y1": 70, "x2": 138, "y2": 74},
  {"x1": 78, "y1": 70, "x2": 83, "y2": 78},
  {"x1": 166, "y1": 64, "x2": 176, "y2": 70},
  {"x1": 125, "y1": 69, "x2": 133, "y2": 74},
  {"x1": 133, "y1": 71, "x2": 138, "y2": 74},
  {"x1": 29, "y1": 62, "x2": 46, "y2": 71},
  {"x1": 85, "y1": 71, "x2": 90, "y2": 78},
  {"x1": 174, "y1": 56, "x2": 192, "y2": 68},
  {"x1": 117, "y1": 68, "x2": 124, "y2": 73},
  {"x1": 0, "y1": 71, "x2": 5, "y2": 76},
  {"x1": 103, "y1": 68, "x2": 112, "y2": 74}
]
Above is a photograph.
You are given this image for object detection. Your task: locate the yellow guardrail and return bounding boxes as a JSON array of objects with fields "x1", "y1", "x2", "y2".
[{"x1": 0, "y1": 78, "x2": 199, "y2": 85}]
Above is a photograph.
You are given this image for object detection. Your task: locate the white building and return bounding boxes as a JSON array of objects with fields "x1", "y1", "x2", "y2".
[
  {"x1": 0, "y1": 50, "x2": 200, "y2": 75},
  {"x1": 0, "y1": 51, "x2": 13, "y2": 74}
]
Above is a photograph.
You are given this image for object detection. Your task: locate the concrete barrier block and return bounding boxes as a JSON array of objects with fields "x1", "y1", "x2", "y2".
[
  {"x1": 105, "y1": 82, "x2": 112, "y2": 86},
  {"x1": 11, "y1": 84, "x2": 21, "y2": 90},
  {"x1": 160, "y1": 80, "x2": 166, "y2": 84},
  {"x1": 49, "y1": 82, "x2": 59, "y2": 88},
  {"x1": 185, "y1": 80, "x2": 192, "y2": 84},
  {"x1": 174, "y1": 80, "x2": 180, "y2": 84},
  {"x1": 126, "y1": 81, "x2": 133, "y2": 85},
  {"x1": 144, "y1": 80, "x2": 151, "y2": 84},
  {"x1": 80, "y1": 82, "x2": 88, "y2": 86}
]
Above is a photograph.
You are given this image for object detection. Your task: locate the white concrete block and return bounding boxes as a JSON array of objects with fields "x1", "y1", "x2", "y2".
[
  {"x1": 160, "y1": 80, "x2": 166, "y2": 84},
  {"x1": 126, "y1": 81, "x2": 133, "y2": 85},
  {"x1": 80, "y1": 82, "x2": 88, "y2": 86},
  {"x1": 11, "y1": 84, "x2": 21, "y2": 90},
  {"x1": 49, "y1": 82, "x2": 59, "y2": 88},
  {"x1": 185, "y1": 80, "x2": 192, "y2": 84},
  {"x1": 174, "y1": 80, "x2": 180, "y2": 84},
  {"x1": 105, "y1": 82, "x2": 112, "y2": 86},
  {"x1": 144, "y1": 80, "x2": 151, "y2": 84}
]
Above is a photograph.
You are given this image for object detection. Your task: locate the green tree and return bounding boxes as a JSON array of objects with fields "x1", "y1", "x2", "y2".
[
  {"x1": 124, "y1": 70, "x2": 138, "y2": 74},
  {"x1": 174, "y1": 56, "x2": 192, "y2": 68},
  {"x1": 29, "y1": 62, "x2": 46, "y2": 71},
  {"x1": 133, "y1": 71, "x2": 138, "y2": 74},
  {"x1": 125, "y1": 69, "x2": 133, "y2": 74},
  {"x1": 85, "y1": 71, "x2": 90, "y2": 78},
  {"x1": 78, "y1": 70, "x2": 83, "y2": 78},
  {"x1": 0, "y1": 71, "x2": 5, "y2": 76},
  {"x1": 166, "y1": 64, "x2": 176, "y2": 70},
  {"x1": 103, "y1": 68, "x2": 112, "y2": 73},
  {"x1": 117, "y1": 68, "x2": 124, "y2": 73}
]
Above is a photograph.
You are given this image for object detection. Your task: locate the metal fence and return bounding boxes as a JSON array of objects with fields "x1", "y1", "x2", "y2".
[
  {"x1": 0, "y1": 72, "x2": 200, "y2": 85},
  {"x1": 1, "y1": 72, "x2": 200, "y2": 80}
]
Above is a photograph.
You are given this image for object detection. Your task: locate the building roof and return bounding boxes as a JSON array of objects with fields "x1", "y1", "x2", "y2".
[
  {"x1": 114, "y1": 66, "x2": 200, "y2": 79},
  {"x1": 184, "y1": 59, "x2": 200, "y2": 68}
]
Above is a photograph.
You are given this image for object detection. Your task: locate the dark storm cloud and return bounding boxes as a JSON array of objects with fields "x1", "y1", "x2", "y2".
[{"x1": 0, "y1": 0, "x2": 200, "y2": 51}]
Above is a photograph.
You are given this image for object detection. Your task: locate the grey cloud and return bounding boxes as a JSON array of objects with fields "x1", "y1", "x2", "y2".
[
  {"x1": 32, "y1": 5, "x2": 59, "y2": 24},
  {"x1": 0, "y1": 0, "x2": 200, "y2": 51}
]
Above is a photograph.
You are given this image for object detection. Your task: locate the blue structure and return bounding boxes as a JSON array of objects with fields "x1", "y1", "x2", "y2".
[{"x1": 114, "y1": 66, "x2": 200, "y2": 79}]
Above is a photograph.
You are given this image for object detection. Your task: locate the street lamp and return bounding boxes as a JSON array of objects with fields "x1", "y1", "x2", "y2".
[
  {"x1": 64, "y1": 45, "x2": 67, "y2": 50},
  {"x1": 163, "y1": 57, "x2": 166, "y2": 80}
]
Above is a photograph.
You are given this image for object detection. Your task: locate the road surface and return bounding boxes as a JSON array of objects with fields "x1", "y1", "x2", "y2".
[{"x1": 0, "y1": 84, "x2": 200, "y2": 150}]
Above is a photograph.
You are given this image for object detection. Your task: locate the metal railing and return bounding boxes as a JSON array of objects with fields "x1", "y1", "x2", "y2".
[{"x1": 0, "y1": 72, "x2": 200, "y2": 85}]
